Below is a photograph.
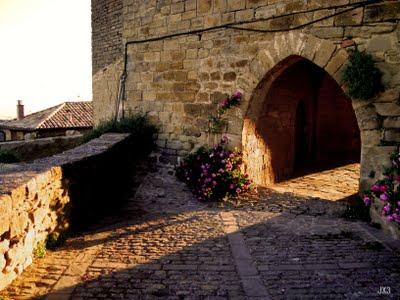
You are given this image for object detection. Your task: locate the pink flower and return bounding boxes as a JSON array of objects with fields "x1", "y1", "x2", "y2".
[
  {"x1": 236, "y1": 188, "x2": 242, "y2": 194},
  {"x1": 380, "y1": 193, "x2": 389, "y2": 202},
  {"x1": 233, "y1": 90, "x2": 243, "y2": 98},
  {"x1": 371, "y1": 184, "x2": 380, "y2": 193},
  {"x1": 387, "y1": 215, "x2": 395, "y2": 222},
  {"x1": 383, "y1": 204, "x2": 391, "y2": 215},
  {"x1": 221, "y1": 135, "x2": 230, "y2": 143},
  {"x1": 393, "y1": 214, "x2": 400, "y2": 223},
  {"x1": 379, "y1": 185, "x2": 388, "y2": 193},
  {"x1": 230, "y1": 184, "x2": 235, "y2": 189},
  {"x1": 363, "y1": 196, "x2": 371, "y2": 206}
]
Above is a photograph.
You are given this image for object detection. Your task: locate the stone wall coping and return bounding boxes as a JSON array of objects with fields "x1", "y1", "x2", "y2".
[
  {"x1": 0, "y1": 133, "x2": 130, "y2": 195},
  {"x1": 0, "y1": 135, "x2": 82, "y2": 148},
  {"x1": 0, "y1": 135, "x2": 85, "y2": 163}
]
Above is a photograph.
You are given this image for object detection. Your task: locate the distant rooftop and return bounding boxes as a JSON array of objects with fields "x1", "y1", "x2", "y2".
[{"x1": 0, "y1": 101, "x2": 93, "y2": 131}]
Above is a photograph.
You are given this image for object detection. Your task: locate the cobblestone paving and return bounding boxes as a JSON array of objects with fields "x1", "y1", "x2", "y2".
[{"x1": 1, "y1": 164, "x2": 400, "y2": 299}]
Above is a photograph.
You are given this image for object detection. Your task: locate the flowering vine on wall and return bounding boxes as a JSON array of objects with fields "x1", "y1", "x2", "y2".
[
  {"x1": 176, "y1": 136, "x2": 251, "y2": 202},
  {"x1": 177, "y1": 90, "x2": 252, "y2": 202},
  {"x1": 208, "y1": 91, "x2": 243, "y2": 133},
  {"x1": 363, "y1": 151, "x2": 400, "y2": 224}
]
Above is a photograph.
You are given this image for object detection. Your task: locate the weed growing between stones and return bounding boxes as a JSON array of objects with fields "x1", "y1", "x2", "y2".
[
  {"x1": 34, "y1": 242, "x2": 46, "y2": 259},
  {"x1": 363, "y1": 151, "x2": 400, "y2": 224},
  {"x1": 176, "y1": 136, "x2": 252, "y2": 202}
]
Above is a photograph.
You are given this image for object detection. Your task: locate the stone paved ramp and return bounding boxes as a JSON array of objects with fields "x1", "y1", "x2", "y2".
[{"x1": 1, "y1": 165, "x2": 400, "y2": 299}]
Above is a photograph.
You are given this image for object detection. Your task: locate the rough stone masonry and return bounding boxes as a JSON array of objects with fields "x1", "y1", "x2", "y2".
[
  {"x1": 0, "y1": 133, "x2": 131, "y2": 290},
  {"x1": 91, "y1": 0, "x2": 400, "y2": 235}
]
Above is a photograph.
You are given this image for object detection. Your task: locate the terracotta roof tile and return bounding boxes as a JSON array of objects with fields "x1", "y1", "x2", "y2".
[{"x1": 1, "y1": 101, "x2": 93, "y2": 130}]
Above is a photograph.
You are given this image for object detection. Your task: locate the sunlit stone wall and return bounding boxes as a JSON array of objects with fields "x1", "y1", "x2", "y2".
[
  {"x1": 0, "y1": 133, "x2": 130, "y2": 290},
  {"x1": 92, "y1": 1, "x2": 400, "y2": 236}
]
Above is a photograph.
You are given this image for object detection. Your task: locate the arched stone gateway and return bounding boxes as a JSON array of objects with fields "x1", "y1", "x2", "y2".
[
  {"x1": 242, "y1": 33, "x2": 365, "y2": 187},
  {"x1": 91, "y1": 0, "x2": 400, "y2": 238}
]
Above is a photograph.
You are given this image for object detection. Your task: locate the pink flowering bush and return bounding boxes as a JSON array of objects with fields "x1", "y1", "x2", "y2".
[
  {"x1": 363, "y1": 151, "x2": 400, "y2": 224},
  {"x1": 209, "y1": 91, "x2": 243, "y2": 133},
  {"x1": 176, "y1": 137, "x2": 252, "y2": 202}
]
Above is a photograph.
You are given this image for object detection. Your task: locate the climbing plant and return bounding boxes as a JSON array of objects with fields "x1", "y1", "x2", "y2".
[
  {"x1": 176, "y1": 136, "x2": 252, "y2": 202},
  {"x1": 177, "y1": 90, "x2": 253, "y2": 202},
  {"x1": 209, "y1": 91, "x2": 243, "y2": 133},
  {"x1": 342, "y1": 48, "x2": 383, "y2": 100},
  {"x1": 363, "y1": 150, "x2": 400, "y2": 224}
]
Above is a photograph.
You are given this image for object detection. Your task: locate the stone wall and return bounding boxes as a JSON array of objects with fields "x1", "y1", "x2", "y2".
[
  {"x1": 0, "y1": 135, "x2": 83, "y2": 162},
  {"x1": 0, "y1": 133, "x2": 131, "y2": 290},
  {"x1": 92, "y1": 1, "x2": 400, "y2": 232},
  {"x1": 92, "y1": 0, "x2": 124, "y2": 123}
]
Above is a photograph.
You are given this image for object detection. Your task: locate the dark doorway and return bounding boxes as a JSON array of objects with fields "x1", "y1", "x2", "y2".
[
  {"x1": 294, "y1": 101, "x2": 308, "y2": 169},
  {"x1": 243, "y1": 56, "x2": 361, "y2": 185}
]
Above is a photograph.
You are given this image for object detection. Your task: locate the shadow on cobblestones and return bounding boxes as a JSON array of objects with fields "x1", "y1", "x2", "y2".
[
  {"x1": 32, "y1": 210, "x2": 399, "y2": 300},
  {"x1": 2, "y1": 164, "x2": 400, "y2": 299},
  {"x1": 65, "y1": 214, "x2": 201, "y2": 251}
]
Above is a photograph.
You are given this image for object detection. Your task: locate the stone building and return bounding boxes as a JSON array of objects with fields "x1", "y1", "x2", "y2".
[
  {"x1": 0, "y1": 101, "x2": 93, "y2": 142},
  {"x1": 91, "y1": 1, "x2": 400, "y2": 231}
]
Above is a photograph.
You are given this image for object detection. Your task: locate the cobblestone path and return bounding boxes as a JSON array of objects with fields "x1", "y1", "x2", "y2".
[{"x1": 1, "y1": 164, "x2": 400, "y2": 299}]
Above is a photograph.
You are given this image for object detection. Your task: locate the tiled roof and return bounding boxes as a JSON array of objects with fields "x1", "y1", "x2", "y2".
[{"x1": 0, "y1": 102, "x2": 93, "y2": 130}]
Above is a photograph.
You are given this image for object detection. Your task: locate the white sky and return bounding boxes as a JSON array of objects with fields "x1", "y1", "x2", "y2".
[{"x1": 0, "y1": 0, "x2": 92, "y2": 119}]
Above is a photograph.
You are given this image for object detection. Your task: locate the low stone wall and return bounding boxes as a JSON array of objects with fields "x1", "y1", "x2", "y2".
[
  {"x1": 0, "y1": 133, "x2": 131, "y2": 291},
  {"x1": 0, "y1": 135, "x2": 84, "y2": 162}
]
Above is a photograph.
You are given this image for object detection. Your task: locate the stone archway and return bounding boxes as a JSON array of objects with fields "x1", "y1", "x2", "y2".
[{"x1": 242, "y1": 33, "x2": 364, "y2": 187}]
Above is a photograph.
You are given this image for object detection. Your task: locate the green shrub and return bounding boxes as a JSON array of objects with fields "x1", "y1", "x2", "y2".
[
  {"x1": 342, "y1": 48, "x2": 383, "y2": 100},
  {"x1": 83, "y1": 114, "x2": 158, "y2": 144},
  {"x1": 176, "y1": 137, "x2": 252, "y2": 202},
  {"x1": 0, "y1": 149, "x2": 20, "y2": 163}
]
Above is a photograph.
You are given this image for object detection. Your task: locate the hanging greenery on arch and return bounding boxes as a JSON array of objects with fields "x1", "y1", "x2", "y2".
[{"x1": 342, "y1": 48, "x2": 383, "y2": 100}]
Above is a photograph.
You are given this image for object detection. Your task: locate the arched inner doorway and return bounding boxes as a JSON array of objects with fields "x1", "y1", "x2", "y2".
[{"x1": 243, "y1": 56, "x2": 361, "y2": 194}]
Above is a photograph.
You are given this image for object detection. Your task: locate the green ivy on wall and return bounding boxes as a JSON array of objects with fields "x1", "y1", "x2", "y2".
[{"x1": 342, "y1": 48, "x2": 383, "y2": 100}]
